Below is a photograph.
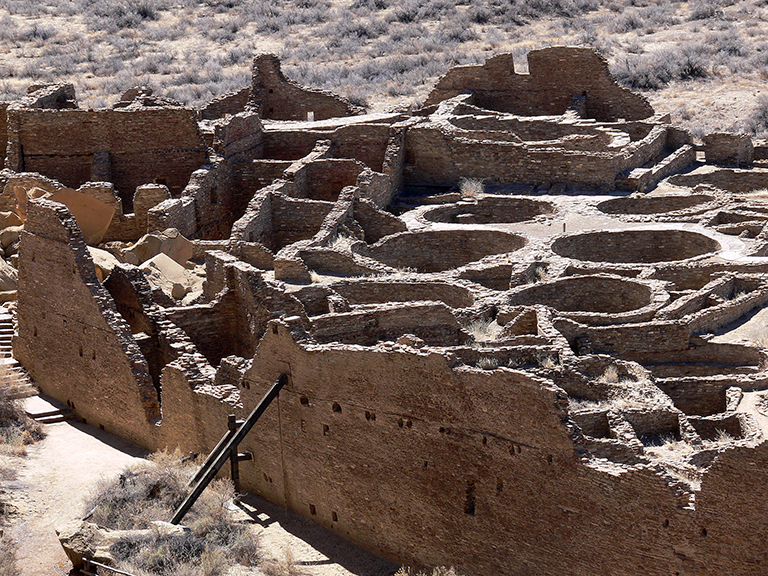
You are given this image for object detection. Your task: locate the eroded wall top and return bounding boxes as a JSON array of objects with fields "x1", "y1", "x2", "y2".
[{"x1": 425, "y1": 46, "x2": 655, "y2": 122}]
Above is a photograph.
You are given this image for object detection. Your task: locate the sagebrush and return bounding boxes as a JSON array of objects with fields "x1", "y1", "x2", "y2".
[{"x1": 85, "y1": 450, "x2": 259, "y2": 576}]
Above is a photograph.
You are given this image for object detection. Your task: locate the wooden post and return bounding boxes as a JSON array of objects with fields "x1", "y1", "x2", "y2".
[
  {"x1": 170, "y1": 373, "x2": 288, "y2": 525},
  {"x1": 228, "y1": 414, "x2": 240, "y2": 494}
]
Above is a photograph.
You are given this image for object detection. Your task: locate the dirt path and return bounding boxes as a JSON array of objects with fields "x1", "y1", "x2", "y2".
[
  {"x1": 4, "y1": 395, "x2": 148, "y2": 576},
  {"x1": 2, "y1": 395, "x2": 396, "y2": 576}
]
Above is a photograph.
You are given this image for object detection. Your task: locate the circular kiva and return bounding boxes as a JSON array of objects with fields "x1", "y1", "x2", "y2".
[
  {"x1": 507, "y1": 275, "x2": 654, "y2": 314},
  {"x1": 596, "y1": 194, "x2": 714, "y2": 215},
  {"x1": 368, "y1": 229, "x2": 527, "y2": 273},
  {"x1": 422, "y1": 196, "x2": 556, "y2": 225},
  {"x1": 551, "y1": 229, "x2": 721, "y2": 264}
]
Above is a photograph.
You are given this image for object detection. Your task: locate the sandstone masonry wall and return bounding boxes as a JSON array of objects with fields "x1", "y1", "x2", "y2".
[
  {"x1": 5, "y1": 107, "x2": 207, "y2": 202},
  {"x1": 425, "y1": 47, "x2": 654, "y2": 122}
]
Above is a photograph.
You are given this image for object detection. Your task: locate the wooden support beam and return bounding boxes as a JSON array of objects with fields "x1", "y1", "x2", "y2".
[{"x1": 170, "y1": 373, "x2": 288, "y2": 525}]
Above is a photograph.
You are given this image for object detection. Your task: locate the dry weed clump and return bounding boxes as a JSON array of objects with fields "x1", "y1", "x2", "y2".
[
  {"x1": 0, "y1": 371, "x2": 44, "y2": 456},
  {"x1": 84, "y1": 450, "x2": 259, "y2": 576},
  {"x1": 261, "y1": 547, "x2": 308, "y2": 576},
  {"x1": 0, "y1": 535, "x2": 20, "y2": 576},
  {"x1": 458, "y1": 178, "x2": 484, "y2": 199},
  {"x1": 396, "y1": 567, "x2": 462, "y2": 576}
]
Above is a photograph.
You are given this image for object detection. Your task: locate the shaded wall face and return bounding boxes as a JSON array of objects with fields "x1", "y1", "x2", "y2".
[
  {"x1": 158, "y1": 327, "x2": 713, "y2": 576},
  {"x1": 262, "y1": 124, "x2": 391, "y2": 171},
  {"x1": 157, "y1": 325, "x2": 768, "y2": 576},
  {"x1": 7, "y1": 108, "x2": 207, "y2": 200},
  {"x1": 14, "y1": 201, "x2": 159, "y2": 447}
]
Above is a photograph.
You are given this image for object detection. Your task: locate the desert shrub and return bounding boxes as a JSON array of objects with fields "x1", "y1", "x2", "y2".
[
  {"x1": 611, "y1": 45, "x2": 708, "y2": 89},
  {"x1": 688, "y1": 0, "x2": 724, "y2": 20},
  {"x1": 88, "y1": 451, "x2": 259, "y2": 576},
  {"x1": 0, "y1": 372, "x2": 44, "y2": 455},
  {"x1": 0, "y1": 536, "x2": 20, "y2": 576},
  {"x1": 743, "y1": 95, "x2": 768, "y2": 136},
  {"x1": 84, "y1": 462, "x2": 189, "y2": 530}
]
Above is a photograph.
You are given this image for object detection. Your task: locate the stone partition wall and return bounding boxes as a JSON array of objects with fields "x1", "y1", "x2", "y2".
[
  {"x1": 262, "y1": 122, "x2": 394, "y2": 171},
  {"x1": 150, "y1": 323, "x2": 768, "y2": 575},
  {"x1": 403, "y1": 121, "x2": 624, "y2": 188},
  {"x1": 200, "y1": 86, "x2": 251, "y2": 120},
  {"x1": 251, "y1": 54, "x2": 363, "y2": 121},
  {"x1": 14, "y1": 199, "x2": 160, "y2": 446},
  {"x1": 5, "y1": 107, "x2": 207, "y2": 200},
  {"x1": 425, "y1": 47, "x2": 654, "y2": 122}
]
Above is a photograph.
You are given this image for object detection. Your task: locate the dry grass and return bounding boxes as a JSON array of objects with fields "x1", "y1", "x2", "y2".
[
  {"x1": 0, "y1": 535, "x2": 20, "y2": 576},
  {"x1": 466, "y1": 317, "x2": 501, "y2": 344},
  {"x1": 262, "y1": 547, "x2": 308, "y2": 576},
  {"x1": 0, "y1": 0, "x2": 765, "y2": 133},
  {"x1": 85, "y1": 450, "x2": 260, "y2": 576},
  {"x1": 396, "y1": 567, "x2": 461, "y2": 576},
  {"x1": 475, "y1": 356, "x2": 499, "y2": 370},
  {"x1": 458, "y1": 178, "x2": 484, "y2": 199},
  {"x1": 0, "y1": 368, "x2": 44, "y2": 456}
]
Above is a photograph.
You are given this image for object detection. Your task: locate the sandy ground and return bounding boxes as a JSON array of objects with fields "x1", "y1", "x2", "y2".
[{"x1": 1, "y1": 395, "x2": 396, "y2": 576}]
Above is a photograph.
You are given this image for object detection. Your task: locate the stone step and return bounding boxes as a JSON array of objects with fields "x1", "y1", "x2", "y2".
[{"x1": 27, "y1": 407, "x2": 75, "y2": 424}]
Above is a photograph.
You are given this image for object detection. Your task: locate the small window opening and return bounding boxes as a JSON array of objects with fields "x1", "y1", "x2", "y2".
[
  {"x1": 210, "y1": 186, "x2": 218, "y2": 205},
  {"x1": 464, "y1": 480, "x2": 476, "y2": 516},
  {"x1": 365, "y1": 411, "x2": 375, "y2": 421},
  {"x1": 482, "y1": 436, "x2": 487, "y2": 445},
  {"x1": 332, "y1": 511, "x2": 338, "y2": 522},
  {"x1": 323, "y1": 424, "x2": 329, "y2": 436},
  {"x1": 33, "y1": 326, "x2": 37, "y2": 337},
  {"x1": 272, "y1": 325, "x2": 279, "y2": 335},
  {"x1": 309, "y1": 504, "x2": 316, "y2": 516},
  {"x1": 496, "y1": 477, "x2": 504, "y2": 493},
  {"x1": 398, "y1": 418, "x2": 404, "y2": 428},
  {"x1": 79, "y1": 345, "x2": 83, "y2": 357},
  {"x1": 300, "y1": 395, "x2": 309, "y2": 406},
  {"x1": 701, "y1": 528, "x2": 707, "y2": 537},
  {"x1": 332, "y1": 402, "x2": 341, "y2": 413}
]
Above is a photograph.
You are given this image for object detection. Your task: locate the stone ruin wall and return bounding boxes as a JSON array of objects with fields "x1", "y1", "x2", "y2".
[
  {"x1": 9, "y1": 46, "x2": 768, "y2": 576},
  {"x1": 14, "y1": 207, "x2": 768, "y2": 574},
  {"x1": 14, "y1": 200, "x2": 160, "y2": 446},
  {"x1": 425, "y1": 47, "x2": 654, "y2": 122},
  {"x1": 5, "y1": 107, "x2": 207, "y2": 206},
  {"x1": 250, "y1": 54, "x2": 363, "y2": 121}
]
